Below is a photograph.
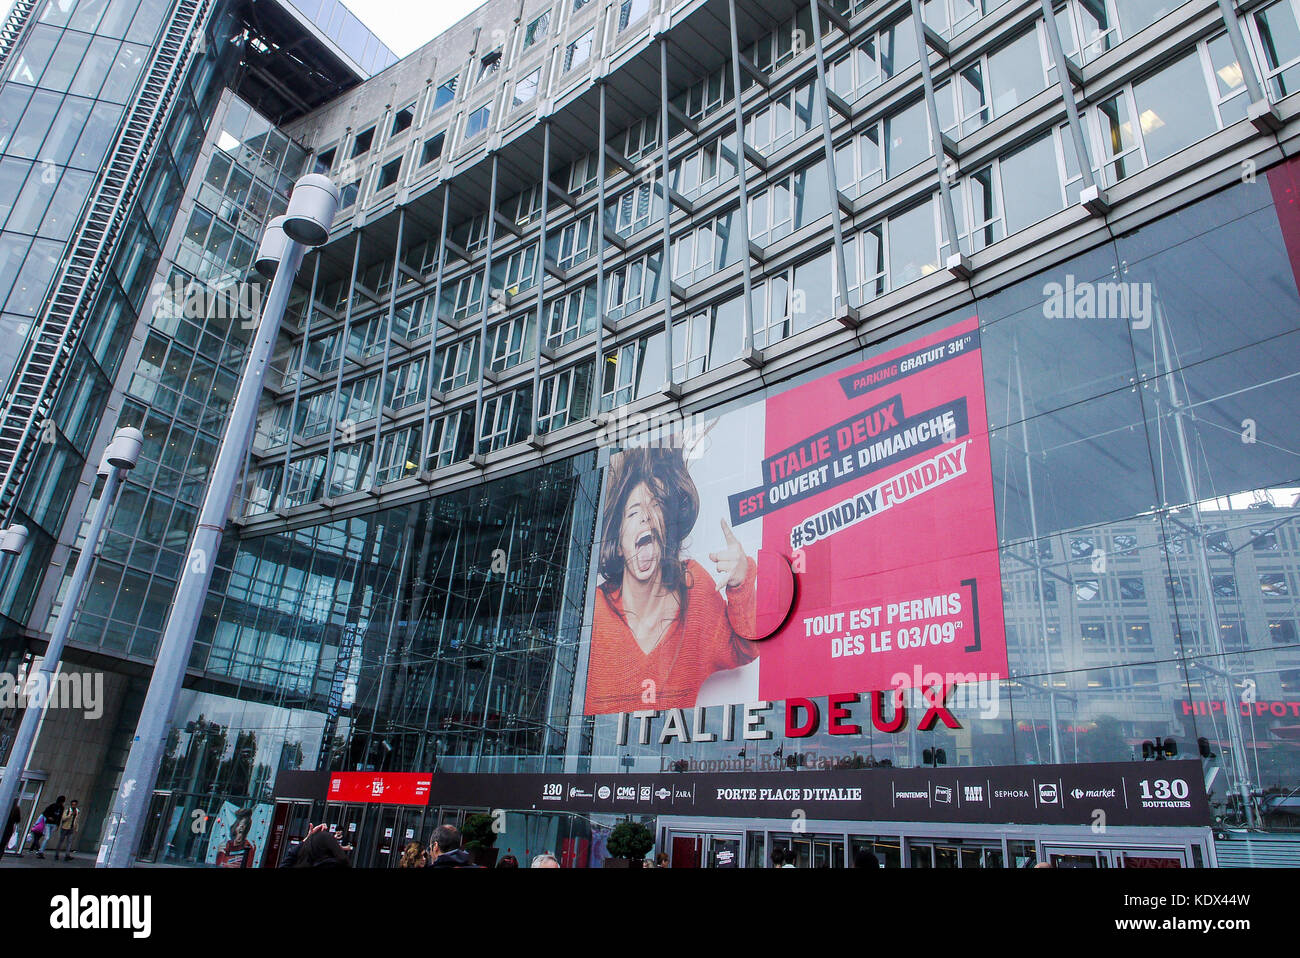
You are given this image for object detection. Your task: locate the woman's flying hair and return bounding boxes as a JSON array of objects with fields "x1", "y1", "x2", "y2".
[{"x1": 598, "y1": 442, "x2": 700, "y2": 594}]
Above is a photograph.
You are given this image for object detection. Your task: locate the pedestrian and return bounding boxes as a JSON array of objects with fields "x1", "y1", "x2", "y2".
[
  {"x1": 530, "y1": 853, "x2": 560, "y2": 868},
  {"x1": 51, "y1": 799, "x2": 79, "y2": 860},
  {"x1": 854, "y1": 846, "x2": 879, "y2": 868},
  {"x1": 31, "y1": 795, "x2": 63, "y2": 858},
  {"x1": 397, "y1": 841, "x2": 426, "y2": 868},
  {"x1": 0, "y1": 801, "x2": 20, "y2": 861},
  {"x1": 771, "y1": 847, "x2": 785, "y2": 868},
  {"x1": 291, "y1": 829, "x2": 351, "y2": 868},
  {"x1": 497, "y1": 853, "x2": 519, "y2": 868},
  {"x1": 425, "y1": 824, "x2": 474, "y2": 868},
  {"x1": 654, "y1": 851, "x2": 669, "y2": 868}
]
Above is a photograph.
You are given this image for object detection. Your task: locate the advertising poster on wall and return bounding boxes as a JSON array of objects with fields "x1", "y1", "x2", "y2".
[
  {"x1": 205, "y1": 801, "x2": 273, "y2": 868},
  {"x1": 583, "y1": 315, "x2": 1007, "y2": 715}
]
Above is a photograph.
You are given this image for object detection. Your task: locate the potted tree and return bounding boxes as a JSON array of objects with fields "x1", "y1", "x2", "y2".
[
  {"x1": 462, "y1": 813, "x2": 499, "y2": 868},
  {"x1": 603, "y1": 820, "x2": 655, "y2": 868}
]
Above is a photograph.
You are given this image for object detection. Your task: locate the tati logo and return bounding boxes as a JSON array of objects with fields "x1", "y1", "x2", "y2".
[
  {"x1": 50, "y1": 888, "x2": 151, "y2": 939},
  {"x1": 963, "y1": 785, "x2": 984, "y2": 802}
]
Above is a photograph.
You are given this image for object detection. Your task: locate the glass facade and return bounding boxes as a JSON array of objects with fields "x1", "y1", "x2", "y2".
[{"x1": 7, "y1": 0, "x2": 1300, "y2": 867}]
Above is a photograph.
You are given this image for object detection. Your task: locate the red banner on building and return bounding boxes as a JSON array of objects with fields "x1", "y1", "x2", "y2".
[
  {"x1": 583, "y1": 315, "x2": 1007, "y2": 715},
  {"x1": 327, "y1": 772, "x2": 432, "y2": 805}
]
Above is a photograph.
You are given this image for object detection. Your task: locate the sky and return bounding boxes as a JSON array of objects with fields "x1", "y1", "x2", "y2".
[
  {"x1": 0, "y1": 1, "x2": 484, "y2": 59},
  {"x1": 343, "y1": 0, "x2": 489, "y2": 57}
]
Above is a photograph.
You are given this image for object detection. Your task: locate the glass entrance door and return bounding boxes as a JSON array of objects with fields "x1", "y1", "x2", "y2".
[
  {"x1": 787, "y1": 834, "x2": 845, "y2": 868},
  {"x1": 667, "y1": 831, "x2": 744, "y2": 867}
]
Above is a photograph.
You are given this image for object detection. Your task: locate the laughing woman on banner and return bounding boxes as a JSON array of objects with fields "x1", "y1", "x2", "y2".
[{"x1": 585, "y1": 441, "x2": 760, "y2": 714}]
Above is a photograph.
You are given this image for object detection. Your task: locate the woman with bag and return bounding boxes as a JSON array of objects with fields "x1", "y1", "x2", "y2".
[{"x1": 26, "y1": 814, "x2": 45, "y2": 854}]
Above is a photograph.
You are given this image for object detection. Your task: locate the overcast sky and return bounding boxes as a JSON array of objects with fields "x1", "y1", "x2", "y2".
[
  {"x1": 0, "y1": 1, "x2": 484, "y2": 58},
  {"x1": 345, "y1": 0, "x2": 490, "y2": 57}
]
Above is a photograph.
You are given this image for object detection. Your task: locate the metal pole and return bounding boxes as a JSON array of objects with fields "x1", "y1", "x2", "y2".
[
  {"x1": 1153, "y1": 309, "x2": 1259, "y2": 828},
  {"x1": 0, "y1": 466, "x2": 124, "y2": 822},
  {"x1": 98, "y1": 237, "x2": 307, "y2": 867},
  {"x1": 1013, "y1": 345, "x2": 1062, "y2": 764}
]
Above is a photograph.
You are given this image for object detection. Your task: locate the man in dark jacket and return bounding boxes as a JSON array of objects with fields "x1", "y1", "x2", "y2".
[{"x1": 426, "y1": 824, "x2": 475, "y2": 868}]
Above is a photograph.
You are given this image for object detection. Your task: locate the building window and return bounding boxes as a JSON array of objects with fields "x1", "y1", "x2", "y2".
[
  {"x1": 465, "y1": 104, "x2": 492, "y2": 140},
  {"x1": 376, "y1": 157, "x2": 402, "y2": 190},
  {"x1": 565, "y1": 30, "x2": 594, "y2": 71},
  {"x1": 565, "y1": 151, "x2": 598, "y2": 193},
  {"x1": 421, "y1": 132, "x2": 446, "y2": 166},
  {"x1": 524, "y1": 10, "x2": 551, "y2": 48},
  {"x1": 607, "y1": 255, "x2": 659, "y2": 322},
  {"x1": 391, "y1": 103, "x2": 415, "y2": 136},
  {"x1": 745, "y1": 77, "x2": 819, "y2": 153},
  {"x1": 552, "y1": 211, "x2": 595, "y2": 269},
  {"x1": 574, "y1": 0, "x2": 593, "y2": 11},
  {"x1": 376, "y1": 425, "x2": 422, "y2": 485},
  {"x1": 618, "y1": 0, "x2": 650, "y2": 31},
  {"x1": 487, "y1": 313, "x2": 533, "y2": 371},
  {"x1": 314, "y1": 146, "x2": 336, "y2": 174},
  {"x1": 444, "y1": 270, "x2": 485, "y2": 322},
  {"x1": 340, "y1": 178, "x2": 361, "y2": 209},
  {"x1": 514, "y1": 68, "x2": 541, "y2": 108},
  {"x1": 477, "y1": 49, "x2": 503, "y2": 85},
  {"x1": 385, "y1": 356, "x2": 429, "y2": 409},
  {"x1": 546, "y1": 282, "x2": 597, "y2": 347},
  {"x1": 500, "y1": 182, "x2": 543, "y2": 227},
  {"x1": 612, "y1": 177, "x2": 660, "y2": 237},
  {"x1": 492, "y1": 243, "x2": 539, "y2": 301},
  {"x1": 538, "y1": 363, "x2": 593, "y2": 433},
  {"x1": 437, "y1": 338, "x2": 479, "y2": 392},
  {"x1": 887, "y1": 198, "x2": 940, "y2": 288},
  {"x1": 1252, "y1": 0, "x2": 1300, "y2": 98},
  {"x1": 828, "y1": 17, "x2": 919, "y2": 101},
  {"x1": 480, "y1": 386, "x2": 533, "y2": 453},
  {"x1": 997, "y1": 130, "x2": 1067, "y2": 234},
  {"x1": 428, "y1": 407, "x2": 474, "y2": 468},
  {"x1": 351, "y1": 126, "x2": 375, "y2": 158},
  {"x1": 432, "y1": 75, "x2": 459, "y2": 112}
]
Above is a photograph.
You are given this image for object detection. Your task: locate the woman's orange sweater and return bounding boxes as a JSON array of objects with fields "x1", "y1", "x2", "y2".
[{"x1": 585, "y1": 557, "x2": 759, "y2": 714}]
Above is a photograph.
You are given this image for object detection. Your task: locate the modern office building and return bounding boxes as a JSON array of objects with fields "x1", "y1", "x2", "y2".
[{"x1": 3, "y1": 0, "x2": 1300, "y2": 868}]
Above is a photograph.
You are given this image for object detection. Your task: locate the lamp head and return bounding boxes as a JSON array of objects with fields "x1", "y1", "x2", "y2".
[
  {"x1": 283, "y1": 174, "x2": 340, "y2": 247},
  {"x1": 105, "y1": 426, "x2": 144, "y2": 470},
  {"x1": 0, "y1": 524, "x2": 28, "y2": 556},
  {"x1": 255, "y1": 216, "x2": 291, "y2": 280}
]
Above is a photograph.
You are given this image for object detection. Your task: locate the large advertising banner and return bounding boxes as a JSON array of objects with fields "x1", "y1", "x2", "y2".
[{"x1": 584, "y1": 315, "x2": 1006, "y2": 715}]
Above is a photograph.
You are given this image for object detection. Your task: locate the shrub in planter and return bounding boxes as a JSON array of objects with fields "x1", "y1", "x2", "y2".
[{"x1": 605, "y1": 820, "x2": 654, "y2": 868}]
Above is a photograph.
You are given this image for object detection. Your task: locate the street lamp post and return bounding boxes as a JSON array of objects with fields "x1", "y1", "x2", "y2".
[
  {"x1": 98, "y1": 175, "x2": 338, "y2": 868},
  {"x1": 0, "y1": 427, "x2": 143, "y2": 822}
]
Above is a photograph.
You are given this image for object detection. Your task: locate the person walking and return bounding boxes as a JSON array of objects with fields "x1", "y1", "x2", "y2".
[
  {"x1": 31, "y1": 795, "x2": 64, "y2": 858},
  {"x1": 425, "y1": 824, "x2": 474, "y2": 868},
  {"x1": 0, "y1": 801, "x2": 20, "y2": 861},
  {"x1": 51, "y1": 799, "x2": 79, "y2": 860}
]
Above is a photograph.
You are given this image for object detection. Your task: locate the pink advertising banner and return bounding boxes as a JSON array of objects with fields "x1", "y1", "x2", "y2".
[
  {"x1": 583, "y1": 316, "x2": 1007, "y2": 715},
  {"x1": 747, "y1": 315, "x2": 1007, "y2": 700}
]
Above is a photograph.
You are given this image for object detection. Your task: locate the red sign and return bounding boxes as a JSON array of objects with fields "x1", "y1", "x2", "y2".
[
  {"x1": 327, "y1": 772, "x2": 432, "y2": 805},
  {"x1": 753, "y1": 316, "x2": 1006, "y2": 699},
  {"x1": 582, "y1": 316, "x2": 1007, "y2": 715}
]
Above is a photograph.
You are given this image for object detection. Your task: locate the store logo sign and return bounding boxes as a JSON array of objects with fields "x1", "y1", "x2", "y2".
[
  {"x1": 1038, "y1": 783, "x2": 1059, "y2": 804},
  {"x1": 963, "y1": 785, "x2": 984, "y2": 802}
]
